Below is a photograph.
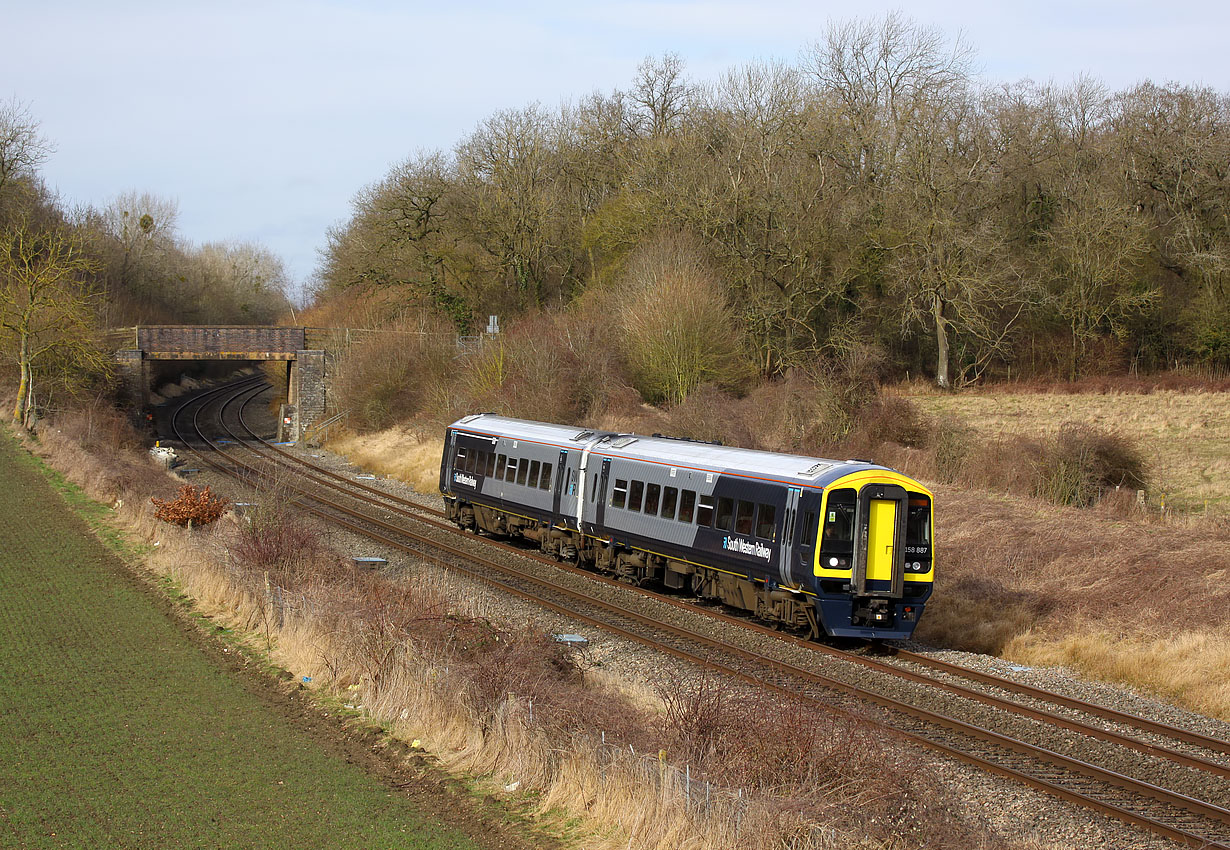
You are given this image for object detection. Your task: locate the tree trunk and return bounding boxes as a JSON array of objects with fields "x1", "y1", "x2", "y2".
[
  {"x1": 933, "y1": 292, "x2": 950, "y2": 388},
  {"x1": 13, "y1": 334, "x2": 29, "y2": 424}
]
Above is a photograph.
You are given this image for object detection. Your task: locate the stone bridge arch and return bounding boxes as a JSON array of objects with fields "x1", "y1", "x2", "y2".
[{"x1": 114, "y1": 326, "x2": 325, "y2": 440}]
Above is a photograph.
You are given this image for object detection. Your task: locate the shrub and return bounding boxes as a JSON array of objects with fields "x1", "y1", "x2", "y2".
[
  {"x1": 931, "y1": 416, "x2": 975, "y2": 484},
  {"x1": 228, "y1": 490, "x2": 326, "y2": 579},
  {"x1": 331, "y1": 312, "x2": 456, "y2": 431},
  {"x1": 151, "y1": 484, "x2": 229, "y2": 527},
  {"x1": 615, "y1": 231, "x2": 752, "y2": 405},
  {"x1": 855, "y1": 394, "x2": 929, "y2": 449},
  {"x1": 1034, "y1": 422, "x2": 1148, "y2": 507}
]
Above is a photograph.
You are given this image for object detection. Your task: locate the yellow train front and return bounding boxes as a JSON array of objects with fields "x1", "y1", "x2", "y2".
[{"x1": 441, "y1": 415, "x2": 933, "y2": 640}]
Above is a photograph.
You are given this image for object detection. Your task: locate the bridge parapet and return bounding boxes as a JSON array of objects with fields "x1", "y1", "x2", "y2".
[{"x1": 136, "y1": 326, "x2": 306, "y2": 359}]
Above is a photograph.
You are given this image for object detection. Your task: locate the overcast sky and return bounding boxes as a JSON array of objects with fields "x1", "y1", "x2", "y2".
[{"x1": 6, "y1": 1, "x2": 1229, "y2": 300}]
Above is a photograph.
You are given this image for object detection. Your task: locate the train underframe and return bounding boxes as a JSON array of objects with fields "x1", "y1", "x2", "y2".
[{"x1": 452, "y1": 499, "x2": 822, "y2": 639}]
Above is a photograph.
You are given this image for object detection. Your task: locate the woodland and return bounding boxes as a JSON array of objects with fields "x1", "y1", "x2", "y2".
[{"x1": 314, "y1": 14, "x2": 1230, "y2": 391}]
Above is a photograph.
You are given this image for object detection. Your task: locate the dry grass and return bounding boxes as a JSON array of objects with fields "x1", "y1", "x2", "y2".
[
  {"x1": 326, "y1": 427, "x2": 444, "y2": 495},
  {"x1": 1004, "y1": 630, "x2": 1230, "y2": 719},
  {"x1": 910, "y1": 388, "x2": 1230, "y2": 514}
]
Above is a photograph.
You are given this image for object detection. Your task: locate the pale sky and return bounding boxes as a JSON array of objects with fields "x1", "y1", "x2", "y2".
[{"x1": 5, "y1": 1, "x2": 1228, "y2": 300}]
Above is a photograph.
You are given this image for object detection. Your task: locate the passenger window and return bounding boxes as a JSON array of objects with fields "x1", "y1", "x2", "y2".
[
  {"x1": 455, "y1": 448, "x2": 467, "y2": 470},
  {"x1": 541, "y1": 463, "x2": 553, "y2": 490},
  {"x1": 628, "y1": 480, "x2": 644, "y2": 512},
  {"x1": 678, "y1": 490, "x2": 696, "y2": 523},
  {"x1": 468, "y1": 450, "x2": 481, "y2": 473},
  {"x1": 821, "y1": 489, "x2": 856, "y2": 550},
  {"x1": 734, "y1": 500, "x2": 754, "y2": 535},
  {"x1": 696, "y1": 494, "x2": 714, "y2": 526},
  {"x1": 661, "y1": 487, "x2": 678, "y2": 520},
  {"x1": 516, "y1": 459, "x2": 529, "y2": 486},
  {"x1": 495, "y1": 454, "x2": 506, "y2": 481},
  {"x1": 485, "y1": 452, "x2": 496, "y2": 477},
  {"x1": 644, "y1": 483, "x2": 660, "y2": 515},
  {"x1": 756, "y1": 503, "x2": 776, "y2": 540},
  {"x1": 528, "y1": 460, "x2": 540, "y2": 487},
  {"x1": 591, "y1": 474, "x2": 597, "y2": 502},
  {"x1": 612, "y1": 479, "x2": 628, "y2": 509},
  {"x1": 506, "y1": 456, "x2": 518, "y2": 481},
  {"x1": 716, "y1": 497, "x2": 734, "y2": 531}
]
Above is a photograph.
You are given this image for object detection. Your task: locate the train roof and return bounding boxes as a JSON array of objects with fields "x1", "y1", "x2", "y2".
[{"x1": 448, "y1": 414, "x2": 911, "y2": 489}]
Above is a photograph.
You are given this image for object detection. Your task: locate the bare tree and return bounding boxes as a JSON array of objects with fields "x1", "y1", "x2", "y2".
[
  {"x1": 630, "y1": 53, "x2": 691, "y2": 138},
  {"x1": 803, "y1": 11, "x2": 973, "y2": 187},
  {"x1": 1, "y1": 223, "x2": 108, "y2": 426},
  {"x1": 0, "y1": 98, "x2": 53, "y2": 200},
  {"x1": 1047, "y1": 188, "x2": 1155, "y2": 376}
]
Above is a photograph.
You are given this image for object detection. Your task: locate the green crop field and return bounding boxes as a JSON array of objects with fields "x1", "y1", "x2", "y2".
[{"x1": 0, "y1": 431, "x2": 480, "y2": 850}]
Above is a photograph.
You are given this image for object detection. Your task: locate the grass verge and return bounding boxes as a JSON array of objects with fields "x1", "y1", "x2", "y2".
[{"x1": 0, "y1": 426, "x2": 481, "y2": 850}]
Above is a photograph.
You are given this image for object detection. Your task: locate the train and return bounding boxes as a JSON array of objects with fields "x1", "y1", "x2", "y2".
[{"x1": 439, "y1": 414, "x2": 933, "y2": 640}]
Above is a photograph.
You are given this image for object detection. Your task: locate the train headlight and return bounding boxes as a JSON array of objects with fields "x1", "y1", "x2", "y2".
[{"x1": 829, "y1": 557, "x2": 839, "y2": 567}]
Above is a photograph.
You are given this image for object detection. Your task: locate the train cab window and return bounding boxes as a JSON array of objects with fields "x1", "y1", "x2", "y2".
[
  {"x1": 485, "y1": 453, "x2": 496, "y2": 477},
  {"x1": 907, "y1": 496, "x2": 931, "y2": 546},
  {"x1": 591, "y1": 474, "x2": 597, "y2": 502},
  {"x1": 628, "y1": 480, "x2": 645, "y2": 512},
  {"x1": 696, "y1": 494, "x2": 714, "y2": 526},
  {"x1": 495, "y1": 454, "x2": 506, "y2": 480},
  {"x1": 540, "y1": 463, "x2": 553, "y2": 490},
  {"x1": 821, "y1": 488, "x2": 856, "y2": 551},
  {"x1": 644, "y1": 483, "x2": 660, "y2": 515},
  {"x1": 678, "y1": 490, "x2": 696, "y2": 523},
  {"x1": 734, "y1": 500, "x2": 754, "y2": 535},
  {"x1": 716, "y1": 497, "x2": 735, "y2": 531},
  {"x1": 756, "y1": 503, "x2": 776, "y2": 540},
  {"x1": 612, "y1": 479, "x2": 628, "y2": 509},
  {"x1": 661, "y1": 486, "x2": 678, "y2": 520},
  {"x1": 528, "y1": 460, "x2": 540, "y2": 488}
]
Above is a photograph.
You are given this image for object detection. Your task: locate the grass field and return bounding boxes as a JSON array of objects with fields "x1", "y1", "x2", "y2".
[
  {"x1": 911, "y1": 388, "x2": 1230, "y2": 513},
  {"x1": 0, "y1": 429, "x2": 481, "y2": 850}
]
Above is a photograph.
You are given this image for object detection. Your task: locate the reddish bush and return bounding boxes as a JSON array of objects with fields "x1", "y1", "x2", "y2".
[{"x1": 150, "y1": 484, "x2": 229, "y2": 527}]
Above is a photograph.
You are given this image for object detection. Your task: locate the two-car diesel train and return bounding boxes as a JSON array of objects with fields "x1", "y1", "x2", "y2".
[{"x1": 440, "y1": 414, "x2": 933, "y2": 640}]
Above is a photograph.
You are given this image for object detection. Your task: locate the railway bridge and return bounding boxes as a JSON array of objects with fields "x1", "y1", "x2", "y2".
[{"x1": 114, "y1": 326, "x2": 328, "y2": 440}]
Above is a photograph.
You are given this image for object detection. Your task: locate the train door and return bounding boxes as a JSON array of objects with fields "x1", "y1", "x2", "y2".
[
  {"x1": 594, "y1": 458, "x2": 611, "y2": 531},
  {"x1": 851, "y1": 483, "x2": 907, "y2": 598},
  {"x1": 551, "y1": 450, "x2": 568, "y2": 527},
  {"x1": 441, "y1": 429, "x2": 457, "y2": 493},
  {"x1": 777, "y1": 487, "x2": 801, "y2": 586}
]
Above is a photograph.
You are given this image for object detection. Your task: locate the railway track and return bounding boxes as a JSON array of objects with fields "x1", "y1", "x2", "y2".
[{"x1": 166, "y1": 376, "x2": 1230, "y2": 850}]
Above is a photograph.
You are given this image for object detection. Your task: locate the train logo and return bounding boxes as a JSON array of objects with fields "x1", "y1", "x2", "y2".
[{"x1": 723, "y1": 536, "x2": 773, "y2": 561}]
